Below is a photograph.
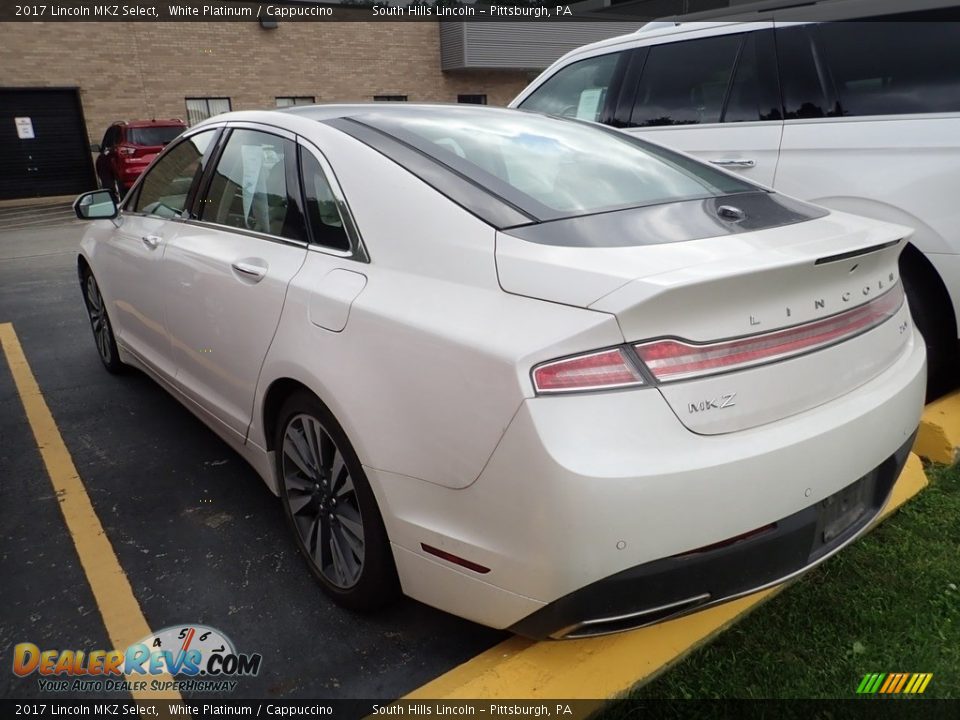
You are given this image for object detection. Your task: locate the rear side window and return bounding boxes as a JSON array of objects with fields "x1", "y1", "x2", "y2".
[
  {"x1": 201, "y1": 129, "x2": 306, "y2": 242},
  {"x1": 630, "y1": 34, "x2": 742, "y2": 126},
  {"x1": 816, "y1": 22, "x2": 960, "y2": 116},
  {"x1": 300, "y1": 149, "x2": 349, "y2": 252},
  {"x1": 723, "y1": 31, "x2": 782, "y2": 123},
  {"x1": 776, "y1": 25, "x2": 838, "y2": 119},
  {"x1": 520, "y1": 52, "x2": 625, "y2": 122}
]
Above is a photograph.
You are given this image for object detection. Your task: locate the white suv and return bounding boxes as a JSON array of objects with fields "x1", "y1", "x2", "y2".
[{"x1": 511, "y1": 20, "x2": 960, "y2": 394}]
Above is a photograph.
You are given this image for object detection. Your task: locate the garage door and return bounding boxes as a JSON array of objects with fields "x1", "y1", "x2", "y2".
[{"x1": 0, "y1": 88, "x2": 97, "y2": 200}]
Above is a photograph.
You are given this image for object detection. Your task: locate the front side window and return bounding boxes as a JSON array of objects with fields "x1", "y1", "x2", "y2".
[
  {"x1": 133, "y1": 130, "x2": 216, "y2": 218},
  {"x1": 520, "y1": 52, "x2": 624, "y2": 122},
  {"x1": 816, "y1": 22, "x2": 960, "y2": 116},
  {"x1": 185, "y1": 97, "x2": 232, "y2": 126},
  {"x1": 201, "y1": 128, "x2": 306, "y2": 242},
  {"x1": 630, "y1": 34, "x2": 742, "y2": 127}
]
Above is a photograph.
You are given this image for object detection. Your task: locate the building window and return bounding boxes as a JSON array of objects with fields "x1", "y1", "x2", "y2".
[
  {"x1": 374, "y1": 95, "x2": 408, "y2": 102},
  {"x1": 457, "y1": 94, "x2": 487, "y2": 105},
  {"x1": 185, "y1": 97, "x2": 232, "y2": 126},
  {"x1": 276, "y1": 96, "x2": 316, "y2": 108}
]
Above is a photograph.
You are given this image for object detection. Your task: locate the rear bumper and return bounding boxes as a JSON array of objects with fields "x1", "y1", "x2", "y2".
[
  {"x1": 509, "y1": 430, "x2": 914, "y2": 639},
  {"x1": 373, "y1": 328, "x2": 925, "y2": 633}
]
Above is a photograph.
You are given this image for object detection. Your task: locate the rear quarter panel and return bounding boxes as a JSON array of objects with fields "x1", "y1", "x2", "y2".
[{"x1": 253, "y1": 122, "x2": 625, "y2": 490}]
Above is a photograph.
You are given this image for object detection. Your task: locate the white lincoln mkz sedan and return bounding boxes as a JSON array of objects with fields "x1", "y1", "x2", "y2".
[{"x1": 73, "y1": 105, "x2": 925, "y2": 639}]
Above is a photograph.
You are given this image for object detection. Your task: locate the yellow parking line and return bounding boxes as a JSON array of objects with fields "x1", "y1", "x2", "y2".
[
  {"x1": 0, "y1": 322, "x2": 181, "y2": 703},
  {"x1": 914, "y1": 390, "x2": 960, "y2": 464},
  {"x1": 406, "y1": 453, "x2": 928, "y2": 700}
]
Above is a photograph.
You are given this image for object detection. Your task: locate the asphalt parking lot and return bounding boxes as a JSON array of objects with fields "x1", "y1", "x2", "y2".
[
  {"x1": 0, "y1": 206, "x2": 950, "y2": 707},
  {"x1": 0, "y1": 212, "x2": 505, "y2": 700}
]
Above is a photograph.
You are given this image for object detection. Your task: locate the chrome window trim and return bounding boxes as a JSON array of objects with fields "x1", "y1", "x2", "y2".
[
  {"x1": 297, "y1": 136, "x2": 370, "y2": 263},
  {"x1": 222, "y1": 120, "x2": 297, "y2": 141},
  {"x1": 783, "y1": 110, "x2": 960, "y2": 125},
  {"x1": 117, "y1": 120, "x2": 367, "y2": 260},
  {"x1": 176, "y1": 218, "x2": 311, "y2": 250}
]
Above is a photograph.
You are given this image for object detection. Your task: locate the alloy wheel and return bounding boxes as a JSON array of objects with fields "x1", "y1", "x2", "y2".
[
  {"x1": 281, "y1": 413, "x2": 365, "y2": 589},
  {"x1": 85, "y1": 275, "x2": 113, "y2": 365}
]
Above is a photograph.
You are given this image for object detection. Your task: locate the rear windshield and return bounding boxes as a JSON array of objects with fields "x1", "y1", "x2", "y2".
[
  {"x1": 128, "y1": 126, "x2": 183, "y2": 147},
  {"x1": 357, "y1": 108, "x2": 757, "y2": 220}
]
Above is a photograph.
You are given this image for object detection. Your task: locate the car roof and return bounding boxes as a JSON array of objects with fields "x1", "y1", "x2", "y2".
[
  {"x1": 188, "y1": 104, "x2": 792, "y2": 234},
  {"x1": 119, "y1": 119, "x2": 186, "y2": 128},
  {"x1": 538, "y1": 0, "x2": 954, "y2": 62},
  {"x1": 191, "y1": 104, "x2": 525, "y2": 135},
  {"x1": 548, "y1": 21, "x2": 737, "y2": 59}
]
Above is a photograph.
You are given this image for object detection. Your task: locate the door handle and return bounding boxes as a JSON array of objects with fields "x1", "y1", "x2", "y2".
[
  {"x1": 141, "y1": 235, "x2": 161, "y2": 249},
  {"x1": 231, "y1": 260, "x2": 267, "y2": 282},
  {"x1": 709, "y1": 159, "x2": 756, "y2": 168}
]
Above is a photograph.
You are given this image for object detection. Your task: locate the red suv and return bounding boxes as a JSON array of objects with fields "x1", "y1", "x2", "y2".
[{"x1": 95, "y1": 119, "x2": 187, "y2": 197}]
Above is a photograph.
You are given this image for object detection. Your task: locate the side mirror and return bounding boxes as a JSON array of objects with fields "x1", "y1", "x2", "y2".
[{"x1": 74, "y1": 190, "x2": 119, "y2": 220}]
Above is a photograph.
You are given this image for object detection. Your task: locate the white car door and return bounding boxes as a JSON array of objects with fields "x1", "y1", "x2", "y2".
[
  {"x1": 161, "y1": 125, "x2": 308, "y2": 440},
  {"x1": 622, "y1": 24, "x2": 783, "y2": 187},
  {"x1": 97, "y1": 129, "x2": 219, "y2": 377}
]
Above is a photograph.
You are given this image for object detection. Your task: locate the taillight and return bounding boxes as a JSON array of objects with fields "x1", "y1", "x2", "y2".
[
  {"x1": 634, "y1": 284, "x2": 904, "y2": 383},
  {"x1": 532, "y1": 348, "x2": 645, "y2": 394},
  {"x1": 117, "y1": 145, "x2": 136, "y2": 156},
  {"x1": 532, "y1": 284, "x2": 905, "y2": 395}
]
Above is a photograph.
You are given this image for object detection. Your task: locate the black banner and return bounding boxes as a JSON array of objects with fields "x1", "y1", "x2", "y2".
[
  {"x1": 2, "y1": 699, "x2": 959, "y2": 720},
  {"x1": 2, "y1": 0, "x2": 631, "y2": 23},
  {"x1": 1, "y1": 0, "x2": 959, "y2": 23}
]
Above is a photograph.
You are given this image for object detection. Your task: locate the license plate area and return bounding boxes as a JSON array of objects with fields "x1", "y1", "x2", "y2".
[{"x1": 815, "y1": 471, "x2": 877, "y2": 547}]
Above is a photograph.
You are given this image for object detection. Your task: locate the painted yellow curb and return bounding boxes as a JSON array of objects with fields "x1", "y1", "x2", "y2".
[
  {"x1": 405, "y1": 453, "x2": 928, "y2": 700},
  {"x1": 914, "y1": 390, "x2": 960, "y2": 464}
]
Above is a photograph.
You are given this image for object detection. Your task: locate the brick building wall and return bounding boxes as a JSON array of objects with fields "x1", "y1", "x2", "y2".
[{"x1": 0, "y1": 20, "x2": 532, "y2": 145}]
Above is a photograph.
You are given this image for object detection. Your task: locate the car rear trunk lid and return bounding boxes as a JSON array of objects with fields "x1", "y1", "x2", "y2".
[{"x1": 497, "y1": 206, "x2": 913, "y2": 434}]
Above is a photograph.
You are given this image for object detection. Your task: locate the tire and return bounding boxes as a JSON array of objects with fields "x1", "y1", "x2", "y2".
[
  {"x1": 274, "y1": 390, "x2": 400, "y2": 611},
  {"x1": 97, "y1": 170, "x2": 122, "y2": 201},
  {"x1": 80, "y1": 269, "x2": 125, "y2": 374},
  {"x1": 901, "y1": 250, "x2": 959, "y2": 400}
]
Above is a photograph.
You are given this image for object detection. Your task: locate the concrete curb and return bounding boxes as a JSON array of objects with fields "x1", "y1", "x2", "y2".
[{"x1": 914, "y1": 390, "x2": 960, "y2": 465}]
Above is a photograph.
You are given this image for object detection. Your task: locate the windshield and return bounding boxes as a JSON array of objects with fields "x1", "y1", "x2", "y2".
[
  {"x1": 357, "y1": 107, "x2": 757, "y2": 220},
  {"x1": 128, "y1": 126, "x2": 183, "y2": 147}
]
